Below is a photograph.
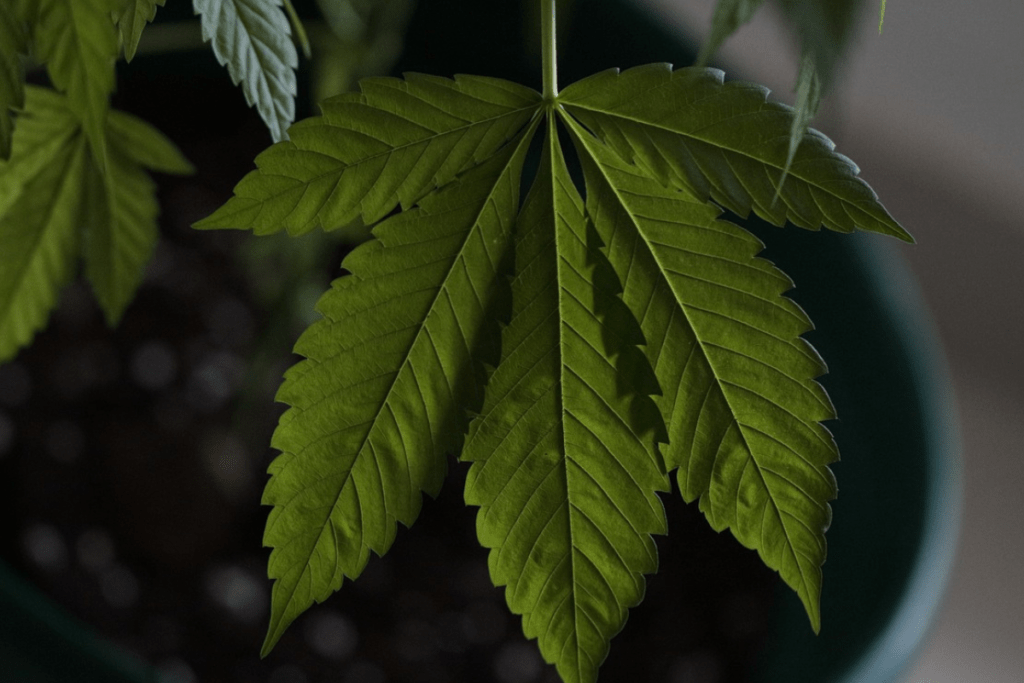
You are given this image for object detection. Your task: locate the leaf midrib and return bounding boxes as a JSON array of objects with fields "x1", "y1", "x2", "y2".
[{"x1": 0, "y1": 139, "x2": 82, "y2": 325}]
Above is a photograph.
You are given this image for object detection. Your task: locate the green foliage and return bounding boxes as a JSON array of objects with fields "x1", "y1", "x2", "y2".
[
  {"x1": 205, "y1": 59, "x2": 907, "y2": 680},
  {"x1": 0, "y1": 87, "x2": 192, "y2": 361},
  {"x1": 0, "y1": 0, "x2": 27, "y2": 160},
  {"x1": 463, "y1": 119, "x2": 669, "y2": 683},
  {"x1": 29, "y1": 0, "x2": 121, "y2": 168},
  {"x1": 117, "y1": 0, "x2": 166, "y2": 62},
  {"x1": 193, "y1": 0, "x2": 299, "y2": 142}
]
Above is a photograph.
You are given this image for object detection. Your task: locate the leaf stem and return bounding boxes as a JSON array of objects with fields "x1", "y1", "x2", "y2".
[{"x1": 542, "y1": 0, "x2": 558, "y2": 101}]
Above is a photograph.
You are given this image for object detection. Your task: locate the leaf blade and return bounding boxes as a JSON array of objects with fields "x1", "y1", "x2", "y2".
[
  {"x1": 566, "y1": 117, "x2": 837, "y2": 630},
  {"x1": 0, "y1": 1, "x2": 27, "y2": 159},
  {"x1": 0, "y1": 88, "x2": 86, "y2": 362},
  {"x1": 464, "y1": 120, "x2": 669, "y2": 683},
  {"x1": 195, "y1": 73, "x2": 541, "y2": 235},
  {"x1": 261, "y1": 122, "x2": 538, "y2": 655},
  {"x1": 193, "y1": 0, "x2": 299, "y2": 142},
  {"x1": 559, "y1": 64, "x2": 911, "y2": 242},
  {"x1": 117, "y1": 0, "x2": 166, "y2": 63}
]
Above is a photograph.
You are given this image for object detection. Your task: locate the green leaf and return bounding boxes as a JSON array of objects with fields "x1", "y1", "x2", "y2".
[
  {"x1": 565, "y1": 117, "x2": 837, "y2": 631},
  {"x1": 777, "y1": 49, "x2": 822, "y2": 201},
  {"x1": 194, "y1": 73, "x2": 542, "y2": 234},
  {"x1": 280, "y1": 0, "x2": 311, "y2": 60},
  {"x1": 83, "y1": 111, "x2": 193, "y2": 325},
  {"x1": 696, "y1": 0, "x2": 766, "y2": 67},
  {"x1": 560, "y1": 64, "x2": 911, "y2": 242},
  {"x1": 463, "y1": 119, "x2": 669, "y2": 683},
  {"x1": 106, "y1": 108, "x2": 195, "y2": 175},
  {"x1": 31, "y1": 0, "x2": 120, "y2": 168},
  {"x1": 193, "y1": 0, "x2": 299, "y2": 142},
  {"x1": 0, "y1": 1, "x2": 27, "y2": 160},
  {"x1": 778, "y1": 0, "x2": 864, "y2": 89},
  {"x1": 0, "y1": 87, "x2": 192, "y2": 356},
  {"x1": 117, "y1": 0, "x2": 166, "y2": 62},
  {"x1": 259, "y1": 121, "x2": 538, "y2": 655},
  {"x1": 0, "y1": 88, "x2": 86, "y2": 362},
  {"x1": 203, "y1": 64, "x2": 911, "y2": 679}
]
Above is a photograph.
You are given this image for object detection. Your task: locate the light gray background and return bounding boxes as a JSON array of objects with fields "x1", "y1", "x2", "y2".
[{"x1": 633, "y1": 1, "x2": 1024, "y2": 681}]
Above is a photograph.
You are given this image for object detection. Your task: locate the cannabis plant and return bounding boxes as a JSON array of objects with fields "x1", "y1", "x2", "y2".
[{"x1": 0, "y1": 1, "x2": 910, "y2": 681}]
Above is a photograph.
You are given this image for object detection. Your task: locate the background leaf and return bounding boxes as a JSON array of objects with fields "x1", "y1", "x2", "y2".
[
  {"x1": 0, "y1": 88, "x2": 86, "y2": 362},
  {"x1": 778, "y1": 50, "x2": 822, "y2": 199},
  {"x1": 0, "y1": 0, "x2": 27, "y2": 159},
  {"x1": 193, "y1": 0, "x2": 299, "y2": 142},
  {"x1": 560, "y1": 64, "x2": 911, "y2": 241},
  {"x1": 195, "y1": 73, "x2": 541, "y2": 234},
  {"x1": 117, "y1": 0, "x2": 166, "y2": 62},
  {"x1": 31, "y1": 0, "x2": 120, "y2": 168},
  {"x1": 463, "y1": 121, "x2": 669, "y2": 683},
  {"x1": 260, "y1": 126, "x2": 536, "y2": 655},
  {"x1": 567, "y1": 119, "x2": 838, "y2": 630},
  {"x1": 83, "y1": 111, "x2": 193, "y2": 325},
  {"x1": 696, "y1": 0, "x2": 766, "y2": 67}
]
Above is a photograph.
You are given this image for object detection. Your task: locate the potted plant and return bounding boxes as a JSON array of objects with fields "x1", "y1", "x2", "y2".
[{"x1": 0, "y1": 1, "x2": 959, "y2": 682}]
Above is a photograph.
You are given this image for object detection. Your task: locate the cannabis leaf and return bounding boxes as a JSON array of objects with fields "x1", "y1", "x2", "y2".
[
  {"x1": 83, "y1": 109, "x2": 194, "y2": 325},
  {"x1": 203, "y1": 64, "x2": 907, "y2": 682},
  {"x1": 559, "y1": 65, "x2": 911, "y2": 240},
  {"x1": 259, "y1": 118, "x2": 538, "y2": 654},
  {"x1": 463, "y1": 119, "x2": 669, "y2": 683},
  {"x1": 0, "y1": 89, "x2": 85, "y2": 361},
  {"x1": 195, "y1": 74, "x2": 542, "y2": 234},
  {"x1": 117, "y1": 0, "x2": 166, "y2": 62},
  {"x1": 566, "y1": 117, "x2": 838, "y2": 630},
  {"x1": 30, "y1": 0, "x2": 121, "y2": 167},
  {"x1": 193, "y1": 0, "x2": 299, "y2": 142},
  {"x1": 0, "y1": 0, "x2": 26, "y2": 160},
  {"x1": 0, "y1": 87, "x2": 192, "y2": 362}
]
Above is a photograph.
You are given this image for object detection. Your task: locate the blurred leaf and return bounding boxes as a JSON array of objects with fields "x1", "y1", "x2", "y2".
[
  {"x1": 30, "y1": 0, "x2": 120, "y2": 168},
  {"x1": 777, "y1": 49, "x2": 822, "y2": 201},
  {"x1": 0, "y1": 88, "x2": 85, "y2": 361},
  {"x1": 194, "y1": 73, "x2": 541, "y2": 234},
  {"x1": 463, "y1": 119, "x2": 669, "y2": 683},
  {"x1": 117, "y1": 0, "x2": 165, "y2": 62},
  {"x1": 0, "y1": 87, "x2": 192, "y2": 357},
  {"x1": 0, "y1": 1, "x2": 27, "y2": 159},
  {"x1": 83, "y1": 111, "x2": 193, "y2": 325},
  {"x1": 259, "y1": 124, "x2": 536, "y2": 656}
]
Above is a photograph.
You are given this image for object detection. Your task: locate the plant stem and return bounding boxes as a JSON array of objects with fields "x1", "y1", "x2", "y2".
[{"x1": 542, "y1": 0, "x2": 558, "y2": 101}]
